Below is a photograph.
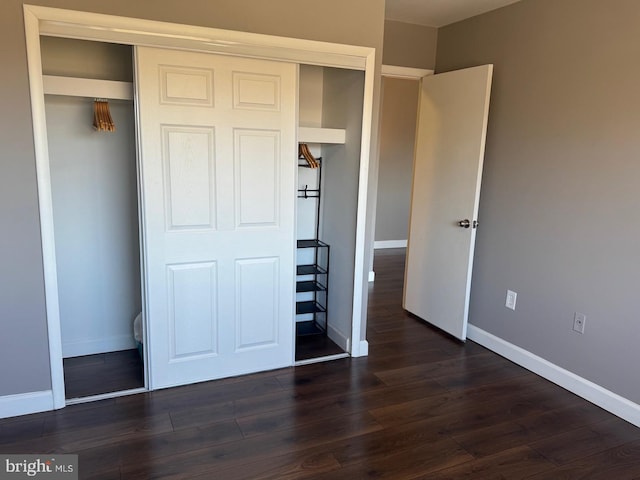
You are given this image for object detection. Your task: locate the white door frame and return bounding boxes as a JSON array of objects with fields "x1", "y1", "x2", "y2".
[{"x1": 23, "y1": 5, "x2": 376, "y2": 410}]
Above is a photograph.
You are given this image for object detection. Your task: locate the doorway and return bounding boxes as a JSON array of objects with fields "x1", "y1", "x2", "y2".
[{"x1": 372, "y1": 66, "x2": 432, "y2": 273}]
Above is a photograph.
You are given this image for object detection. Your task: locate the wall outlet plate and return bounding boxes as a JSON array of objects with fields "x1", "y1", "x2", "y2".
[
  {"x1": 573, "y1": 312, "x2": 586, "y2": 334},
  {"x1": 505, "y1": 290, "x2": 517, "y2": 310}
]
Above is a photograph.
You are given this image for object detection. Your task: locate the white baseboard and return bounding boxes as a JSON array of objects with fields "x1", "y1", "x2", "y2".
[
  {"x1": 368, "y1": 271, "x2": 375, "y2": 282},
  {"x1": 63, "y1": 334, "x2": 136, "y2": 358},
  {"x1": 374, "y1": 240, "x2": 408, "y2": 249},
  {"x1": 0, "y1": 390, "x2": 54, "y2": 419},
  {"x1": 327, "y1": 324, "x2": 349, "y2": 351},
  {"x1": 352, "y1": 340, "x2": 369, "y2": 358},
  {"x1": 467, "y1": 324, "x2": 640, "y2": 428}
]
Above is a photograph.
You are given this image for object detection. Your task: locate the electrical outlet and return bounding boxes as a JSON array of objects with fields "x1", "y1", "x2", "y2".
[
  {"x1": 573, "y1": 312, "x2": 586, "y2": 334},
  {"x1": 505, "y1": 290, "x2": 517, "y2": 310}
]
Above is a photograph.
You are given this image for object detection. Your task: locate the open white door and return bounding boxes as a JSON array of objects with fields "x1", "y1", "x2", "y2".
[
  {"x1": 136, "y1": 47, "x2": 297, "y2": 389},
  {"x1": 403, "y1": 65, "x2": 493, "y2": 341}
]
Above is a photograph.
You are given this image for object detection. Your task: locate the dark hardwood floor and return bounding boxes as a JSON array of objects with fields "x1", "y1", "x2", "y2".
[
  {"x1": 296, "y1": 333, "x2": 345, "y2": 361},
  {"x1": 64, "y1": 349, "x2": 144, "y2": 399},
  {"x1": 2, "y1": 248, "x2": 640, "y2": 479}
]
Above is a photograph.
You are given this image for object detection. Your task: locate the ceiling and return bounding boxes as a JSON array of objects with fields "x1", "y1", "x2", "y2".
[{"x1": 385, "y1": 0, "x2": 522, "y2": 27}]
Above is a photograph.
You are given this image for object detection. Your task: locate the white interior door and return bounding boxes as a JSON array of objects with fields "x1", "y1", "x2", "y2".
[
  {"x1": 136, "y1": 46, "x2": 297, "y2": 389},
  {"x1": 404, "y1": 65, "x2": 493, "y2": 341}
]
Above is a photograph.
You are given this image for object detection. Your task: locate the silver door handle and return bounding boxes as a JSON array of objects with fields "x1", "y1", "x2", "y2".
[{"x1": 458, "y1": 219, "x2": 470, "y2": 228}]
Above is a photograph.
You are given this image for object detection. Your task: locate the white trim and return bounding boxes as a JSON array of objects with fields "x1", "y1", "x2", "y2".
[
  {"x1": 32, "y1": 5, "x2": 370, "y2": 70},
  {"x1": 348, "y1": 49, "x2": 376, "y2": 358},
  {"x1": 327, "y1": 324, "x2": 349, "y2": 351},
  {"x1": 295, "y1": 353, "x2": 350, "y2": 366},
  {"x1": 467, "y1": 324, "x2": 640, "y2": 428},
  {"x1": 298, "y1": 127, "x2": 346, "y2": 144},
  {"x1": 24, "y1": 7, "x2": 66, "y2": 411},
  {"x1": 358, "y1": 340, "x2": 369, "y2": 356},
  {"x1": 0, "y1": 391, "x2": 54, "y2": 419},
  {"x1": 43, "y1": 75, "x2": 133, "y2": 100},
  {"x1": 62, "y1": 335, "x2": 137, "y2": 358},
  {"x1": 382, "y1": 65, "x2": 433, "y2": 79},
  {"x1": 374, "y1": 239, "x2": 407, "y2": 249},
  {"x1": 65, "y1": 387, "x2": 146, "y2": 405},
  {"x1": 24, "y1": 4, "x2": 376, "y2": 413},
  {"x1": 368, "y1": 271, "x2": 376, "y2": 282}
]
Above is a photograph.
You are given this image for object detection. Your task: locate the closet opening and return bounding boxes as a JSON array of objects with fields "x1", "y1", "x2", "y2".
[
  {"x1": 295, "y1": 65, "x2": 365, "y2": 363},
  {"x1": 41, "y1": 37, "x2": 146, "y2": 401}
]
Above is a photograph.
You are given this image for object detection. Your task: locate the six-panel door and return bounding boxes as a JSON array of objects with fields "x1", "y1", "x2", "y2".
[{"x1": 136, "y1": 46, "x2": 297, "y2": 389}]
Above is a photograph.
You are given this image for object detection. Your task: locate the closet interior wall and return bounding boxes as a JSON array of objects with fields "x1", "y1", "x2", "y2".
[
  {"x1": 41, "y1": 37, "x2": 141, "y2": 359},
  {"x1": 320, "y1": 67, "x2": 364, "y2": 351},
  {"x1": 298, "y1": 65, "x2": 364, "y2": 351}
]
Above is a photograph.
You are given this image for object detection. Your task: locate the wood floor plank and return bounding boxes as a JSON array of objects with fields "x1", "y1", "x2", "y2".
[
  {"x1": 0, "y1": 417, "x2": 45, "y2": 446},
  {"x1": 236, "y1": 396, "x2": 350, "y2": 438},
  {"x1": 309, "y1": 439, "x2": 473, "y2": 479},
  {"x1": 452, "y1": 401, "x2": 615, "y2": 458},
  {"x1": 528, "y1": 417, "x2": 640, "y2": 465},
  {"x1": 73, "y1": 419, "x2": 244, "y2": 478},
  {"x1": 373, "y1": 352, "x2": 514, "y2": 387},
  {"x1": 64, "y1": 349, "x2": 143, "y2": 399},
  {"x1": 337, "y1": 377, "x2": 450, "y2": 414},
  {"x1": 417, "y1": 445, "x2": 555, "y2": 480},
  {"x1": 120, "y1": 412, "x2": 382, "y2": 479},
  {"x1": 321, "y1": 416, "x2": 458, "y2": 468},
  {"x1": 197, "y1": 451, "x2": 342, "y2": 480},
  {"x1": 83, "y1": 468, "x2": 121, "y2": 480},
  {"x1": 525, "y1": 439, "x2": 640, "y2": 480}
]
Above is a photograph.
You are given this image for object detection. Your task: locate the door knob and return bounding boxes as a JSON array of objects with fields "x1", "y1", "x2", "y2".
[{"x1": 458, "y1": 219, "x2": 470, "y2": 228}]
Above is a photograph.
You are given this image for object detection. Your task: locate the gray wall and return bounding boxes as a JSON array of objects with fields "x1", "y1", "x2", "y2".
[
  {"x1": 321, "y1": 68, "x2": 365, "y2": 343},
  {"x1": 383, "y1": 20, "x2": 438, "y2": 69},
  {"x1": 43, "y1": 38, "x2": 140, "y2": 358},
  {"x1": 0, "y1": 0, "x2": 384, "y2": 398},
  {"x1": 41, "y1": 37, "x2": 133, "y2": 81},
  {"x1": 375, "y1": 77, "x2": 419, "y2": 242},
  {"x1": 437, "y1": 0, "x2": 640, "y2": 403},
  {"x1": 374, "y1": 20, "x2": 437, "y2": 244}
]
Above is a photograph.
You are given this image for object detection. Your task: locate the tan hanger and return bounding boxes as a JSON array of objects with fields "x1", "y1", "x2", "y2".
[
  {"x1": 298, "y1": 143, "x2": 318, "y2": 168},
  {"x1": 93, "y1": 99, "x2": 116, "y2": 132}
]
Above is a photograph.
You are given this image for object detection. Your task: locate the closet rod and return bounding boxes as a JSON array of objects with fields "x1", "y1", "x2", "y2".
[{"x1": 43, "y1": 75, "x2": 133, "y2": 101}]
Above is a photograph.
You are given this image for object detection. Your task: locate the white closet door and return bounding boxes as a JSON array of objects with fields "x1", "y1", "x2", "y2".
[
  {"x1": 136, "y1": 47, "x2": 297, "y2": 389},
  {"x1": 404, "y1": 65, "x2": 493, "y2": 341}
]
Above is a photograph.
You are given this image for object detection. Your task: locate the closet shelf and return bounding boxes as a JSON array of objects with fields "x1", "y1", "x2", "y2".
[
  {"x1": 299, "y1": 127, "x2": 346, "y2": 144},
  {"x1": 297, "y1": 264, "x2": 327, "y2": 275},
  {"x1": 297, "y1": 239, "x2": 329, "y2": 249},
  {"x1": 296, "y1": 281, "x2": 327, "y2": 293},
  {"x1": 296, "y1": 301, "x2": 327, "y2": 315},
  {"x1": 43, "y1": 75, "x2": 134, "y2": 100}
]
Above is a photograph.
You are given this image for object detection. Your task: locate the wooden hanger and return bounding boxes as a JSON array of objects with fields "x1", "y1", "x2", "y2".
[
  {"x1": 93, "y1": 99, "x2": 115, "y2": 132},
  {"x1": 299, "y1": 143, "x2": 318, "y2": 168}
]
